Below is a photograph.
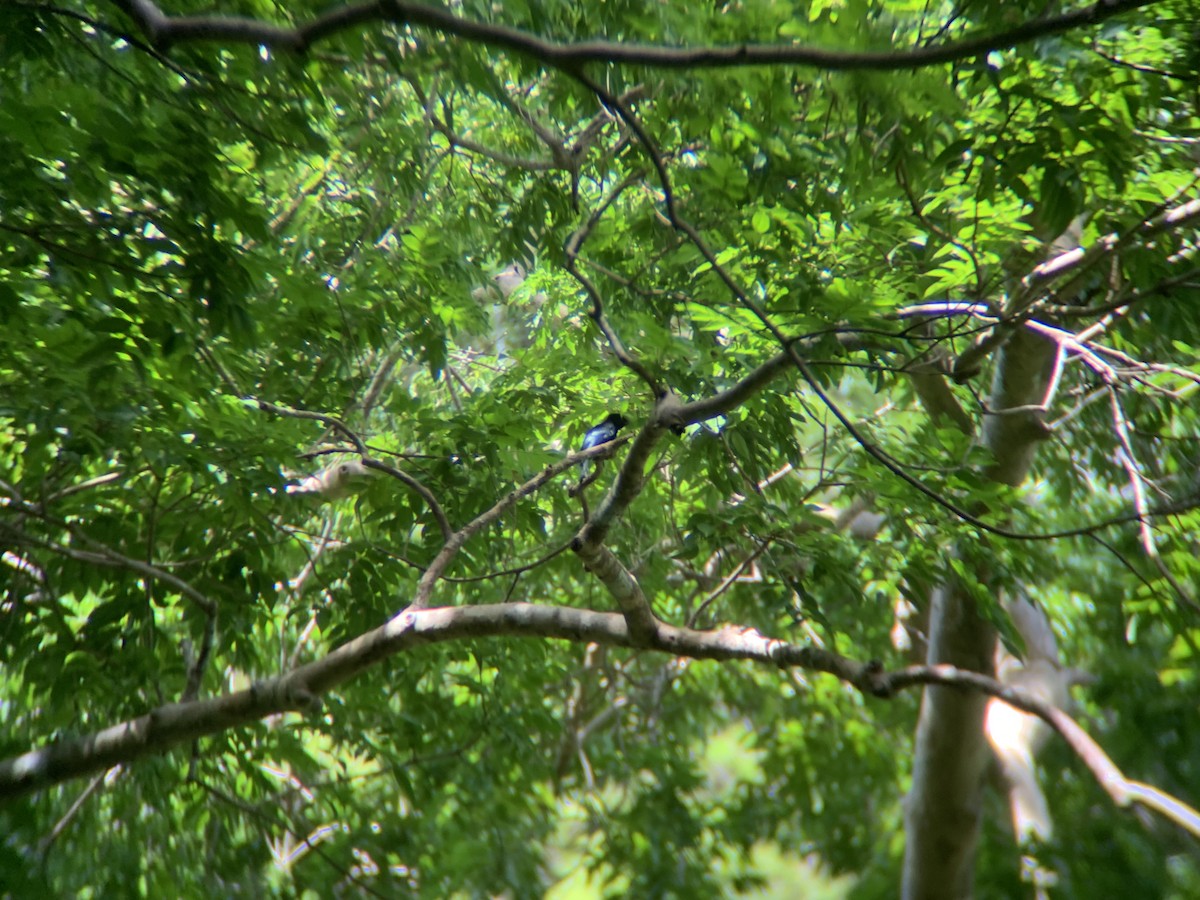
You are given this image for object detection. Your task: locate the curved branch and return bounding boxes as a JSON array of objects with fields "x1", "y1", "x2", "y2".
[
  {"x1": 255, "y1": 398, "x2": 453, "y2": 539},
  {"x1": 406, "y1": 440, "x2": 630, "y2": 609},
  {"x1": 4, "y1": 604, "x2": 1196, "y2": 845},
  {"x1": 1, "y1": 518, "x2": 217, "y2": 617},
  {"x1": 0, "y1": 602, "x2": 864, "y2": 799},
  {"x1": 673, "y1": 349, "x2": 793, "y2": 423},
  {"x1": 669, "y1": 224, "x2": 1181, "y2": 544},
  {"x1": 113, "y1": 0, "x2": 1159, "y2": 73},
  {"x1": 951, "y1": 193, "x2": 1200, "y2": 378},
  {"x1": 564, "y1": 172, "x2": 661, "y2": 392},
  {"x1": 361, "y1": 457, "x2": 453, "y2": 541},
  {"x1": 255, "y1": 398, "x2": 367, "y2": 455},
  {"x1": 883, "y1": 664, "x2": 1200, "y2": 839}
]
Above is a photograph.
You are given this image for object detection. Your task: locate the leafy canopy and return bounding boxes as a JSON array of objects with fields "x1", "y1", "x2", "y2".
[{"x1": 2, "y1": 1, "x2": 1199, "y2": 897}]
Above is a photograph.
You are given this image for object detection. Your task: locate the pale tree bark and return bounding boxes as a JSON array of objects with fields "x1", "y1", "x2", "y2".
[{"x1": 902, "y1": 323, "x2": 1056, "y2": 897}]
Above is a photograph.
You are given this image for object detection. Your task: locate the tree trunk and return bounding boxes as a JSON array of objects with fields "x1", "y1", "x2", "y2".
[{"x1": 902, "y1": 325, "x2": 1056, "y2": 897}]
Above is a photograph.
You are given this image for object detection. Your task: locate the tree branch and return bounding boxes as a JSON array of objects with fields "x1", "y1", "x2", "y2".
[
  {"x1": 4, "y1": 603, "x2": 1196, "y2": 847},
  {"x1": 1, "y1": 519, "x2": 217, "y2": 617},
  {"x1": 951, "y1": 193, "x2": 1200, "y2": 379},
  {"x1": 885, "y1": 663, "x2": 1200, "y2": 839},
  {"x1": 112, "y1": 0, "x2": 1159, "y2": 73},
  {"x1": 360, "y1": 457, "x2": 453, "y2": 541},
  {"x1": 572, "y1": 544, "x2": 658, "y2": 644},
  {"x1": 406, "y1": 439, "x2": 630, "y2": 609},
  {"x1": 0, "y1": 602, "x2": 860, "y2": 799},
  {"x1": 256, "y1": 397, "x2": 453, "y2": 540},
  {"x1": 564, "y1": 171, "x2": 662, "y2": 393}
]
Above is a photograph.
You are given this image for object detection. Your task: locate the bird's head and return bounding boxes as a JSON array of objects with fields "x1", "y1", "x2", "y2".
[{"x1": 492, "y1": 263, "x2": 527, "y2": 297}]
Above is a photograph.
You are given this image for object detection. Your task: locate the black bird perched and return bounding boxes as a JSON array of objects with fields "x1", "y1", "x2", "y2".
[{"x1": 578, "y1": 412, "x2": 628, "y2": 481}]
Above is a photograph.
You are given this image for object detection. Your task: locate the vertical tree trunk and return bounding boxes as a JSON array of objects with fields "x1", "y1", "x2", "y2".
[
  {"x1": 902, "y1": 583, "x2": 997, "y2": 899},
  {"x1": 902, "y1": 326, "x2": 1056, "y2": 897}
]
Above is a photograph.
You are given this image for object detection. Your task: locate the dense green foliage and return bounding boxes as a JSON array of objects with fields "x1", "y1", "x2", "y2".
[{"x1": 2, "y1": 1, "x2": 1199, "y2": 896}]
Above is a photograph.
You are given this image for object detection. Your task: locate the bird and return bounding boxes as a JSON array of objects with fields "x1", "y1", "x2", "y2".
[
  {"x1": 578, "y1": 412, "x2": 628, "y2": 481},
  {"x1": 470, "y1": 262, "x2": 526, "y2": 302},
  {"x1": 286, "y1": 460, "x2": 375, "y2": 500},
  {"x1": 491, "y1": 262, "x2": 527, "y2": 298},
  {"x1": 468, "y1": 262, "x2": 547, "y2": 357}
]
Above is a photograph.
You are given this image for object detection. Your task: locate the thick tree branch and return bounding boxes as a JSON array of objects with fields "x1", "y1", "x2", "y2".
[
  {"x1": 112, "y1": 0, "x2": 1159, "y2": 72},
  {"x1": 572, "y1": 544, "x2": 658, "y2": 644},
  {"x1": 574, "y1": 417, "x2": 667, "y2": 550},
  {"x1": 902, "y1": 232, "x2": 1074, "y2": 897},
  {"x1": 4, "y1": 603, "x2": 1195, "y2": 846},
  {"x1": 676, "y1": 351, "x2": 792, "y2": 422},
  {"x1": 907, "y1": 358, "x2": 975, "y2": 434},
  {"x1": 887, "y1": 664, "x2": 1200, "y2": 839},
  {"x1": 0, "y1": 602, "x2": 862, "y2": 799},
  {"x1": 902, "y1": 582, "x2": 997, "y2": 898}
]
